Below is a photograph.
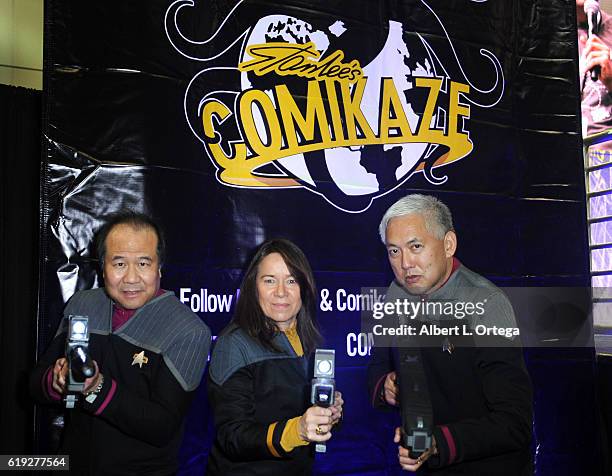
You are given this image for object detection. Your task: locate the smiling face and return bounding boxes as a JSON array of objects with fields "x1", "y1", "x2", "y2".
[
  {"x1": 385, "y1": 213, "x2": 456, "y2": 296},
  {"x1": 103, "y1": 224, "x2": 161, "y2": 309},
  {"x1": 256, "y1": 252, "x2": 302, "y2": 331}
]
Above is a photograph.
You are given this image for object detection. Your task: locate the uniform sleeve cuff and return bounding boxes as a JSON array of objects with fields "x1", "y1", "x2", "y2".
[
  {"x1": 43, "y1": 366, "x2": 62, "y2": 401},
  {"x1": 266, "y1": 418, "x2": 303, "y2": 458},
  {"x1": 280, "y1": 416, "x2": 309, "y2": 453},
  {"x1": 266, "y1": 423, "x2": 282, "y2": 457},
  {"x1": 371, "y1": 373, "x2": 387, "y2": 407},
  {"x1": 81, "y1": 377, "x2": 117, "y2": 415},
  {"x1": 431, "y1": 425, "x2": 457, "y2": 467}
]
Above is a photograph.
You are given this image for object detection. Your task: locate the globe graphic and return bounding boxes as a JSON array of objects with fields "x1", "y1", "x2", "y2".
[{"x1": 241, "y1": 16, "x2": 438, "y2": 212}]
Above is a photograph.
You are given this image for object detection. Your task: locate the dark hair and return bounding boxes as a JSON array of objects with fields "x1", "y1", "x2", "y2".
[
  {"x1": 230, "y1": 239, "x2": 321, "y2": 354},
  {"x1": 95, "y1": 211, "x2": 166, "y2": 267}
]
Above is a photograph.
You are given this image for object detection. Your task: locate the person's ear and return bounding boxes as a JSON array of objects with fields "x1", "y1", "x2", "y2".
[{"x1": 444, "y1": 231, "x2": 457, "y2": 258}]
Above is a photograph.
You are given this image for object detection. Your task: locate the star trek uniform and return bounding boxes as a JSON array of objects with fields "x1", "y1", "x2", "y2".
[
  {"x1": 207, "y1": 326, "x2": 314, "y2": 475},
  {"x1": 31, "y1": 288, "x2": 211, "y2": 476},
  {"x1": 368, "y1": 263, "x2": 533, "y2": 475}
]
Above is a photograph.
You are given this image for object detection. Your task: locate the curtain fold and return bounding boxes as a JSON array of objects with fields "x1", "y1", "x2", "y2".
[{"x1": 0, "y1": 83, "x2": 42, "y2": 453}]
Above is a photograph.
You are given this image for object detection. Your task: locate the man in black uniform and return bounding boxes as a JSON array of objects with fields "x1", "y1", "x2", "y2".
[
  {"x1": 367, "y1": 194, "x2": 533, "y2": 475},
  {"x1": 31, "y1": 212, "x2": 211, "y2": 475}
]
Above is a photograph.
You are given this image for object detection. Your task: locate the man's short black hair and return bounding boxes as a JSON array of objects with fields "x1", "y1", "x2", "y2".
[{"x1": 95, "y1": 211, "x2": 166, "y2": 267}]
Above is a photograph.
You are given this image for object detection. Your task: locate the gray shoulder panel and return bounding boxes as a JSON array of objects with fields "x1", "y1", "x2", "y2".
[
  {"x1": 455, "y1": 266, "x2": 519, "y2": 340},
  {"x1": 56, "y1": 288, "x2": 111, "y2": 337},
  {"x1": 455, "y1": 265, "x2": 498, "y2": 291},
  {"x1": 117, "y1": 292, "x2": 211, "y2": 391},
  {"x1": 209, "y1": 329, "x2": 292, "y2": 386}
]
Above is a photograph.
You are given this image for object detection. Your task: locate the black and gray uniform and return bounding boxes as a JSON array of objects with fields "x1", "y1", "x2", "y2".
[
  {"x1": 30, "y1": 288, "x2": 211, "y2": 476},
  {"x1": 207, "y1": 327, "x2": 313, "y2": 476},
  {"x1": 367, "y1": 264, "x2": 533, "y2": 476}
]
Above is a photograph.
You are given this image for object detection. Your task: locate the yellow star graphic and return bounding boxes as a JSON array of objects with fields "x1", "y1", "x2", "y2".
[{"x1": 132, "y1": 350, "x2": 149, "y2": 368}]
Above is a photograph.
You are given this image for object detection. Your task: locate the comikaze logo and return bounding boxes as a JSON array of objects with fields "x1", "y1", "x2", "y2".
[{"x1": 165, "y1": 0, "x2": 503, "y2": 213}]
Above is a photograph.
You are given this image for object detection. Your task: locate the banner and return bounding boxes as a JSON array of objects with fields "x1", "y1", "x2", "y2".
[{"x1": 40, "y1": 1, "x2": 597, "y2": 474}]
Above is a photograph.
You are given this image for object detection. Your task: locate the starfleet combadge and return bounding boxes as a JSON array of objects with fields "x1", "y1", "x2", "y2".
[
  {"x1": 132, "y1": 350, "x2": 149, "y2": 368},
  {"x1": 442, "y1": 338, "x2": 454, "y2": 354}
]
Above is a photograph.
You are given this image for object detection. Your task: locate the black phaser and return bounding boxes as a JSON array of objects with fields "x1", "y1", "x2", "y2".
[
  {"x1": 398, "y1": 347, "x2": 434, "y2": 458},
  {"x1": 64, "y1": 315, "x2": 94, "y2": 409},
  {"x1": 311, "y1": 349, "x2": 335, "y2": 453}
]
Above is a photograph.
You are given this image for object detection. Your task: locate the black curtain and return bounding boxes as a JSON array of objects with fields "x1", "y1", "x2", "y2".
[{"x1": 0, "y1": 84, "x2": 41, "y2": 453}]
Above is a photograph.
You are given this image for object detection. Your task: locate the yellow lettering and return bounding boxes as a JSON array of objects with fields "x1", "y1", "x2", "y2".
[
  {"x1": 275, "y1": 81, "x2": 332, "y2": 151},
  {"x1": 378, "y1": 78, "x2": 412, "y2": 140},
  {"x1": 415, "y1": 77, "x2": 443, "y2": 136},
  {"x1": 240, "y1": 42, "x2": 363, "y2": 83},
  {"x1": 440, "y1": 81, "x2": 472, "y2": 166},
  {"x1": 201, "y1": 100, "x2": 247, "y2": 165},
  {"x1": 202, "y1": 77, "x2": 474, "y2": 188},
  {"x1": 324, "y1": 80, "x2": 345, "y2": 142},
  {"x1": 449, "y1": 81, "x2": 470, "y2": 139},
  {"x1": 239, "y1": 89, "x2": 283, "y2": 157},
  {"x1": 340, "y1": 78, "x2": 375, "y2": 142}
]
